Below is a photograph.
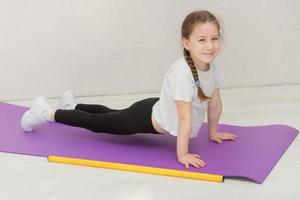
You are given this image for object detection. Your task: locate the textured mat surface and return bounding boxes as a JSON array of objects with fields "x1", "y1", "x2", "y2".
[{"x1": 0, "y1": 102, "x2": 298, "y2": 183}]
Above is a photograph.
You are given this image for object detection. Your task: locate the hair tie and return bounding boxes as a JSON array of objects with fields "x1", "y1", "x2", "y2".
[{"x1": 195, "y1": 80, "x2": 201, "y2": 88}]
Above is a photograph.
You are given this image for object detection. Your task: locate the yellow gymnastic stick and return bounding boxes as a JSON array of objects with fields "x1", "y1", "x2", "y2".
[{"x1": 48, "y1": 156, "x2": 223, "y2": 183}]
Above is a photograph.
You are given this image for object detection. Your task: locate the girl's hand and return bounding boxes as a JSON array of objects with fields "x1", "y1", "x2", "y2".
[
  {"x1": 209, "y1": 132, "x2": 238, "y2": 144},
  {"x1": 178, "y1": 154, "x2": 206, "y2": 168}
]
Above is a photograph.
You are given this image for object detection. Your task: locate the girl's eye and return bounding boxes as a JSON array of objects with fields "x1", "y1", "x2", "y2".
[
  {"x1": 198, "y1": 39, "x2": 205, "y2": 42},
  {"x1": 212, "y1": 38, "x2": 219, "y2": 41}
]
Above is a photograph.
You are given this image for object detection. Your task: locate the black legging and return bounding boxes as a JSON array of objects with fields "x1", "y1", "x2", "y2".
[{"x1": 54, "y1": 97, "x2": 160, "y2": 135}]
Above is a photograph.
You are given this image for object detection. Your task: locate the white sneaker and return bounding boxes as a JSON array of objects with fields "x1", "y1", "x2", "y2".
[
  {"x1": 56, "y1": 91, "x2": 76, "y2": 110},
  {"x1": 20, "y1": 96, "x2": 52, "y2": 132}
]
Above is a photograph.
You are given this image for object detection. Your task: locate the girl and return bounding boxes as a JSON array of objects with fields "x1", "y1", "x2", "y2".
[{"x1": 21, "y1": 10, "x2": 237, "y2": 169}]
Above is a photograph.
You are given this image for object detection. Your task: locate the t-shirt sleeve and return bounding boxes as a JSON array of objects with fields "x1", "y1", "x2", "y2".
[
  {"x1": 213, "y1": 62, "x2": 224, "y2": 88},
  {"x1": 168, "y1": 71, "x2": 194, "y2": 102}
]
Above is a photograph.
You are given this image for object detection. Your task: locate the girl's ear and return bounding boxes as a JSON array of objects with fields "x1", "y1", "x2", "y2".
[{"x1": 181, "y1": 38, "x2": 190, "y2": 50}]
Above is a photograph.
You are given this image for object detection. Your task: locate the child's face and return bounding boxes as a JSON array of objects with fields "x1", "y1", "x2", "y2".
[{"x1": 182, "y1": 22, "x2": 221, "y2": 67}]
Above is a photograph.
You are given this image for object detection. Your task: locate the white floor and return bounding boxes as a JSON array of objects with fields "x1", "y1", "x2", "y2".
[{"x1": 1, "y1": 85, "x2": 300, "y2": 200}]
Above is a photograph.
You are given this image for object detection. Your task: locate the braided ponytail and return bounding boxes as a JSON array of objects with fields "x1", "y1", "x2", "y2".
[{"x1": 183, "y1": 49, "x2": 210, "y2": 101}]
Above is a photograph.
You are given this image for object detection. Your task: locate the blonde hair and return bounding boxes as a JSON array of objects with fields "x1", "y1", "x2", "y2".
[{"x1": 181, "y1": 10, "x2": 221, "y2": 101}]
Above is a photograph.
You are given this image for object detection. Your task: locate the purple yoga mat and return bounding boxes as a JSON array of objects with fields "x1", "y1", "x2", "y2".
[{"x1": 0, "y1": 102, "x2": 298, "y2": 183}]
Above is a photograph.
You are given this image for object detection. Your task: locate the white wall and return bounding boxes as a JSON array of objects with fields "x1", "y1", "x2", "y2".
[{"x1": 0, "y1": 0, "x2": 299, "y2": 100}]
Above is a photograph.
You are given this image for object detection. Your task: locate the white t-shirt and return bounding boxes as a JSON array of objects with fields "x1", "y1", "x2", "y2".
[{"x1": 152, "y1": 57, "x2": 224, "y2": 138}]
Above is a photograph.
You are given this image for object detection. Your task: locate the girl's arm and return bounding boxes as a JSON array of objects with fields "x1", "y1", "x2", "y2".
[
  {"x1": 208, "y1": 89, "x2": 237, "y2": 143},
  {"x1": 175, "y1": 101, "x2": 192, "y2": 158},
  {"x1": 175, "y1": 101, "x2": 206, "y2": 168},
  {"x1": 207, "y1": 89, "x2": 222, "y2": 137}
]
